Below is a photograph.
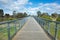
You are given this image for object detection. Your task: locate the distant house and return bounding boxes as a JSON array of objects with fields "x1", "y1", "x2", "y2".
[{"x1": 0, "y1": 9, "x2": 4, "y2": 17}]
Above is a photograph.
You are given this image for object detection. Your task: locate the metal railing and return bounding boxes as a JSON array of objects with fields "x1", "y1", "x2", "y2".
[
  {"x1": 34, "y1": 16, "x2": 60, "y2": 40},
  {"x1": 0, "y1": 17, "x2": 28, "y2": 40}
]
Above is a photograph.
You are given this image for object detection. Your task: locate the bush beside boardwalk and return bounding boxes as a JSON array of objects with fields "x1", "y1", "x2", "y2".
[{"x1": 37, "y1": 11, "x2": 60, "y2": 21}]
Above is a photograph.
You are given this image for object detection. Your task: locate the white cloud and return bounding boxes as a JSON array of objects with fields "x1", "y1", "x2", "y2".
[
  {"x1": 1, "y1": 0, "x2": 29, "y2": 11},
  {"x1": 38, "y1": 3, "x2": 60, "y2": 14},
  {"x1": 0, "y1": 0, "x2": 8, "y2": 3},
  {"x1": 0, "y1": 0, "x2": 60, "y2": 15},
  {"x1": 26, "y1": 7, "x2": 40, "y2": 15},
  {"x1": 14, "y1": 0, "x2": 28, "y2": 5},
  {"x1": 46, "y1": 8, "x2": 52, "y2": 11},
  {"x1": 24, "y1": 3, "x2": 60, "y2": 15},
  {"x1": 0, "y1": 0, "x2": 13, "y2": 4},
  {"x1": 29, "y1": 2, "x2": 33, "y2": 5},
  {"x1": 8, "y1": 2, "x2": 60, "y2": 15},
  {"x1": 0, "y1": 0, "x2": 29, "y2": 15}
]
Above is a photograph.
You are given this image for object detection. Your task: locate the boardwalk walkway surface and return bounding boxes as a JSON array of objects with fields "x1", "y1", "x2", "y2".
[{"x1": 12, "y1": 17, "x2": 51, "y2": 40}]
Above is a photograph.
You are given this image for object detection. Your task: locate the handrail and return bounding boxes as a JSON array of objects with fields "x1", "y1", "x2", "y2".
[
  {"x1": 33, "y1": 16, "x2": 60, "y2": 40},
  {"x1": 37, "y1": 17, "x2": 60, "y2": 24},
  {"x1": 0, "y1": 18, "x2": 23, "y2": 25},
  {"x1": 0, "y1": 17, "x2": 28, "y2": 40}
]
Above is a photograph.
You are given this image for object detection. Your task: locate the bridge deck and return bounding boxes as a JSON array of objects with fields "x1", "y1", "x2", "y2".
[{"x1": 12, "y1": 17, "x2": 51, "y2": 40}]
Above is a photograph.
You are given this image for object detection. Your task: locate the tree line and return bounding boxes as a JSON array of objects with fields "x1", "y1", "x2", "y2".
[
  {"x1": 0, "y1": 9, "x2": 60, "y2": 21},
  {"x1": 37, "y1": 11, "x2": 60, "y2": 21},
  {"x1": 0, "y1": 9, "x2": 27, "y2": 21}
]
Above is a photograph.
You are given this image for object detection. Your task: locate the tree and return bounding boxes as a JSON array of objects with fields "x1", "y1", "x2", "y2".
[
  {"x1": 24, "y1": 12, "x2": 27, "y2": 17},
  {"x1": 0, "y1": 9, "x2": 4, "y2": 17},
  {"x1": 0, "y1": 9, "x2": 4, "y2": 21},
  {"x1": 5, "y1": 14, "x2": 10, "y2": 18},
  {"x1": 56, "y1": 14, "x2": 60, "y2": 21},
  {"x1": 51, "y1": 12, "x2": 58, "y2": 21},
  {"x1": 56, "y1": 16, "x2": 60, "y2": 21},
  {"x1": 13, "y1": 11, "x2": 16, "y2": 18},
  {"x1": 51, "y1": 12, "x2": 58, "y2": 18},
  {"x1": 16, "y1": 13, "x2": 24, "y2": 18},
  {"x1": 37, "y1": 11, "x2": 41, "y2": 17},
  {"x1": 41, "y1": 13, "x2": 49, "y2": 16},
  {"x1": 41, "y1": 13, "x2": 51, "y2": 20},
  {"x1": 4, "y1": 14, "x2": 10, "y2": 21}
]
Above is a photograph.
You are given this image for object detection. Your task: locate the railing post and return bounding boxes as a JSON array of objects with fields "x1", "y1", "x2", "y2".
[
  {"x1": 39, "y1": 20, "x2": 40, "y2": 25},
  {"x1": 40, "y1": 19, "x2": 42, "y2": 25},
  {"x1": 48, "y1": 22, "x2": 50, "y2": 34},
  {"x1": 42, "y1": 21, "x2": 43, "y2": 27},
  {"x1": 14, "y1": 21, "x2": 17, "y2": 33},
  {"x1": 38, "y1": 18, "x2": 39, "y2": 23},
  {"x1": 54, "y1": 23, "x2": 58, "y2": 40},
  {"x1": 7, "y1": 23, "x2": 10, "y2": 40},
  {"x1": 42, "y1": 21, "x2": 44, "y2": 28},
  {"x1": 20, "y1": 20, "x2": 22, "y2": 27},
  {"x1": 19, "y1": 20, "x2": 21, "y2": 29},
  {"x1": 43, "y1": 20, "x2": 45, "y2": 28},
  {"x1": 24, "y1": 18, "x2": 25, "y2": 24}
]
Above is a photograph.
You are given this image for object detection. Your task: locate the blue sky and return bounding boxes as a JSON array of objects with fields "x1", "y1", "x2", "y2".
[{"x1": 0, "y1": 0, "x2": 60, "y2": 15}]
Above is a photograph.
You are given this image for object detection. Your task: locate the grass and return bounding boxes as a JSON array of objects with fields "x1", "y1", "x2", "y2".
[
  {"x1": 0, "y1": 27, "x2": 8, "y2": 40},
  {"x1": 0, "y1": 17, "x2": 16, "y2": 22},
  {"x1": 0, "y1": 26, "x2": 17, "y2": 40},
  {"x1": 44, "y1": 22, "x2": 60, "y2": 40},
  {"x1": 57, "y1": 24, "x2": 60, "y2": 40},
  {"x1": 0, "y1": 19, "x2": 23, "y2": 40},
  {"x1": 0, "y1": 17, "x2": 25, "y2": 40}
]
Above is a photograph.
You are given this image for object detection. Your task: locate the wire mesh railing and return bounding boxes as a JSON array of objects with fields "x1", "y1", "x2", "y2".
[
  {"x1": 34, "y1": 16, "x2": 60, "y2": 40},
  {"x1": 0, "y1": 17, "x2": 28, "y2": 40}
]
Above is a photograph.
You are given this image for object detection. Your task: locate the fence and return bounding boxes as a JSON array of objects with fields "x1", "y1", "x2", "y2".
[
  {"x1": 34, "y1": 16, "x2": 60, "y2": 40},
  {"x1": 0, "y1": 17, "x2": 28, "y2": 40}
]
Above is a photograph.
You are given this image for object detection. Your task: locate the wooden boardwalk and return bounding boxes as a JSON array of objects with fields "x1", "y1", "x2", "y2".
[{"x1": 12, "y1": 17, "x2": 51, "y2": 40}]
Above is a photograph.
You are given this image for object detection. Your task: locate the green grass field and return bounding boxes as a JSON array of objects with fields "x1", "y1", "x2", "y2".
[
  {"x1": 0, "y1": 26, "x2": 19, "y2": 40},
  {"x1": 44, "y1": 22, "x2": 60, "y2": 40}
]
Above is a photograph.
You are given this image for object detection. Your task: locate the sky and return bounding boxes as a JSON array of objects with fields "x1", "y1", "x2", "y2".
[{"x1": 0, "y1": 0, "x2": 60, "y2": 15}]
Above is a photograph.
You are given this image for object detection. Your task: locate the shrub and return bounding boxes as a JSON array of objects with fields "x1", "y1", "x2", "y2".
[
  {"x1": 56, "y1": 17, "x2": 60, "y2": 21},
  {"x1": 41, "y1": 15, "x2": 52, "y2": 20},
  {"x1": 8, "y1": 17, "x2": 16, "y2": 20}
]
